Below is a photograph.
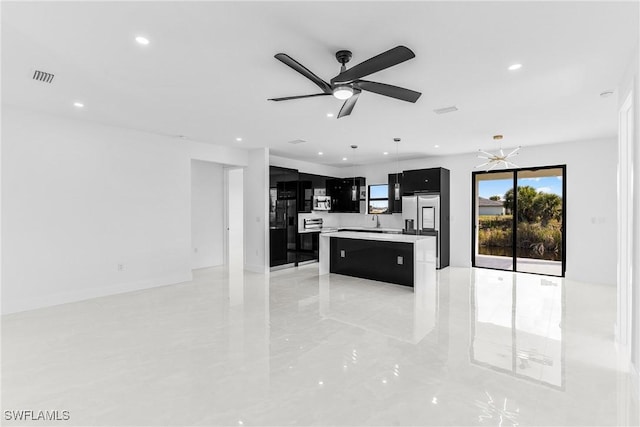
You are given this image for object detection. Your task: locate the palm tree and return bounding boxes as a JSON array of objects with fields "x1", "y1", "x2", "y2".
[
  {"x1": 504, "y1": 186, "x2": 538, "y2": 222},
  {"x1": 533, "y1": 192, "x2": 562, "y2": 225}
]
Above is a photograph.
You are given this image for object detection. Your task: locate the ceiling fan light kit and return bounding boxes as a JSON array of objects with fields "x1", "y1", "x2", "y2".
[
  {"x1": 333, "y1": 85, "x2": 354, "y2": 100},
  {"x1": 268, "y1": 45, "x2": 422, "y2": 118}
]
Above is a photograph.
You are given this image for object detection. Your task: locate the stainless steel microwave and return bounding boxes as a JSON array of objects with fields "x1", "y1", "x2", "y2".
[{"x1": 312, "y1": 195, "x2": 331, "y2": 211}]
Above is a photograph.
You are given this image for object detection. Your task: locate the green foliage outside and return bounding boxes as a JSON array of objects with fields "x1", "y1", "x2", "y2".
[
  {"x1": 503, "y1": 186, "x2": 562, "y2": 225},
  {"x1": 479, "y1": 186, "x2": 563, "y2": 256}
]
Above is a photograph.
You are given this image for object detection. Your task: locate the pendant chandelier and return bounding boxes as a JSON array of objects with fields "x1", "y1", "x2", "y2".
[
  {"x1": 476, "y1": 134, "x2": 521, "y2": 170},
  {"x1": 393, "y1": 138, "x2": 401, "y2": 200},
  {"x1": 351, "y1": 145, "x2": 358, "y2": 201}
]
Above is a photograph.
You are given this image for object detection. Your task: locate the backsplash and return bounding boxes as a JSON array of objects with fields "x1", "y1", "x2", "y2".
[{"x1": 298, "y1": 211, "x2": 403, "y2": 232}]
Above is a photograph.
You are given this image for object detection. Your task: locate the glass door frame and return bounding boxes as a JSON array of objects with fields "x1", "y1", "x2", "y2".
[{"x1": 471, "y1": 164, "x2": 567, "y2": 277}]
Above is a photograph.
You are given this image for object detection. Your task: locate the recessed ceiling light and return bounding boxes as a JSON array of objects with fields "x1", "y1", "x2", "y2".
[
  {"x1": 434, "y1": 145, "x2": 440, "y2": 148},
  {"x1": 73, "y1": 102, "x2": 84, "y2": 108},
  {"x1": 508, "y1": 63, "x2": 522, "y2": 71},
  {"x1": 433, "y1": 106, "x2": 458, "y2": 114},
  {"x1": 318, "y1": 152, "x2": 323, "y2": 156},
  {"x1": 383, "y1": 152, "x2": 389, "y2": 155},
  {"x1": 600, "y1": 90, "x2": 614, "y2": 98},
  {"x1": 342, "y1": 157, "x2": 347, "y2": 161},
  {"x1": 135, "y1": 36, "x2": 150, "y2": 45},
  {"x1": 326, "y1": 113, "x2": 334, "y2": 118},
  {"x1": 235, "y1": 137, "x2": 242, "y2": 142}
]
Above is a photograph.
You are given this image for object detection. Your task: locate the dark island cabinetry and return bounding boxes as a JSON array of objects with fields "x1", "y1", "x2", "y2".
[{"x1": 329, "y1": 237, "x2": 414, "y2": 286}]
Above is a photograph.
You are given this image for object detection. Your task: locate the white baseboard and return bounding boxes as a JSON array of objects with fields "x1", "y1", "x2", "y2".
[
  {"x1": 1, "y1": 272, "x2": 193, "y2": 315},
  {"x1": 244, "y1": 263, "x2": 267, "y2": 274},
  {"x1": 632, "y1": 362, "x2": 640, "y2": 402}
]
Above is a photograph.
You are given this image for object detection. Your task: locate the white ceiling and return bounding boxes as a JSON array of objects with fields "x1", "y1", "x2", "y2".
[{"x1": 2, "y1": 1, "x2": 638, "y2": 166}]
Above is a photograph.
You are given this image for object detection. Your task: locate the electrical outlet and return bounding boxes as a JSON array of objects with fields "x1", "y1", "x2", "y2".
[{"x1": 117, "y1": 263, "x2": 124, "y2": 272}]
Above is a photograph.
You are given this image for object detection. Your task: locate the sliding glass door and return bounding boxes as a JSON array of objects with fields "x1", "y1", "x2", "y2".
[{"x1": 472, "y1": 165, "x2": 566, "y2": 277}]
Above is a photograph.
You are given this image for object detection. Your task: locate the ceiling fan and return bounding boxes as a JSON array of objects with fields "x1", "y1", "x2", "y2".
[{"x1": 268, "y1": 46, "x2": 422, "y2": 118}]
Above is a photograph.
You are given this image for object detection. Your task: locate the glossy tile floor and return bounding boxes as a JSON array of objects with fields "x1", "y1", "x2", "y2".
[{"x1": 2, "y1": 265, "x2": 638, "y2": 426}]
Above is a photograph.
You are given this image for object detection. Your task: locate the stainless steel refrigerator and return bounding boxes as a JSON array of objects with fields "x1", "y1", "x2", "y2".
[{"x1": 402, "y1": 193, "x2": 446, "y2": 268}]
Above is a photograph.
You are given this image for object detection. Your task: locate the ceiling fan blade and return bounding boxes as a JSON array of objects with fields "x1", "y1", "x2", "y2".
[
  {"x1": 274, "y1": 53, "x2": 332, "y2": 93},
  {"x1": 355, "y1": 80, "x2": 421, "y2": 103},
  {"x1": 268, "y1": 93, "x2": 331, "y2": 102},
  {"x1": 337, "y1": 90, "x2": 361, "y2": 118},
  {"x1": 331, "y1": 46, "x2": 415, "y2": 84}
]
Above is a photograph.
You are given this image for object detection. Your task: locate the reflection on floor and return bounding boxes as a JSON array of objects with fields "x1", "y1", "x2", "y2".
[
  {"x1": 2, "y1": 265, "x2": 637, "y2": 426},
  {"x1": 476, "y1": 254, "x2": 563, "y2": 276}
]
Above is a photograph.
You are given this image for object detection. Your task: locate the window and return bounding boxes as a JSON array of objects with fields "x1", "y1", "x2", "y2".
[{"x1": 368, "y1": 184, "x2": 389, "y2": 214}]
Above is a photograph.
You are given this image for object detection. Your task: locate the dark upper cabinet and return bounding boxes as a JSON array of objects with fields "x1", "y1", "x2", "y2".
[
  {"x1": 297, "y1": 180, "x2": 313, "y2": 212},
  {"x1": 298, "y1": 173, "x2": 329, "y2": 213},
  {"x1": 327, "y1": 178, "x2": 347, "y2": 212},
  {"x1": 402, "y1": 167, "x2": 446, "y2": 194},
  {"x1": 276, "y1": 181, "x2": 298, "y2": 200},
  {"x1": 387, "y1": 172, "x2": 403, "y2": 213},
  {"x1": 327, "y1": 177, "x2": 365, "y2": 213}
]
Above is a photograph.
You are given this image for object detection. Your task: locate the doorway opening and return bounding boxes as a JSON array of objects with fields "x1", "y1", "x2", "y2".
[{"x1": 472, "y1": 165, "x2": 566, "y2": 277}]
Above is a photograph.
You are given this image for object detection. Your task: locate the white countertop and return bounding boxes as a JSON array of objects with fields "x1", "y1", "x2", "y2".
[
  {"x1": 298, "y1": 228, "x2": 323, "y2": 234},
  {"x1": 299, "y1": 226, "x2": 402, "y2": 234},
  {"x1": 320, "y1": 230, "x2": 434, "y2": 243}
]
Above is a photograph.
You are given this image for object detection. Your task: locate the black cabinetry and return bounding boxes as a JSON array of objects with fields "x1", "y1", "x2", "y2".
[
  {"x1": 270, "y1": 166, "x2": 299, "y2": 267},
  {"x1": 298, "y1": 173, "x2": 328, "y2": 213},
  {"x1": 327, "y1": 177, "x2": 366, "y2": 213},
  {"x1": 297, "y1": 232, "x2": 320, "y2": 263},
  {"x1": 402, "y1": 167, "x2": 444, "y2": 194},
  {"x1": 387, "y1": 172, "x2": 403, "y2": 213},
  {"x1": 330, "y1": 237, "x2": 414, "y2": 286}
]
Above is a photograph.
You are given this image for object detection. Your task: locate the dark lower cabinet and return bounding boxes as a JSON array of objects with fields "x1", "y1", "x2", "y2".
[
  {"x1": 330, "y1": 237, "x2": 414, "y2": 286},
  {"x1": 297, "y1": 232, "x2": 320, "y2": 263},
  {"x1": 270, "y1": 228, "x2": 287, "y2": 266}
]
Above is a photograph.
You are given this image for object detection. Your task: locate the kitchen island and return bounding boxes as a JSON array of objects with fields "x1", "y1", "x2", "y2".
[{"x1": 319, "y1": 231, "x2": 436, "y2": 288}]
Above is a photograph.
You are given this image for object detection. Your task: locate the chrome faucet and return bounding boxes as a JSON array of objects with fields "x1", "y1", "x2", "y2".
[{"x1": 372, "y1": 214, "x2": 380, "y2": 228}]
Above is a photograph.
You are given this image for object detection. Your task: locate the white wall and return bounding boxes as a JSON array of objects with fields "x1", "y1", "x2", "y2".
[
  {"x1": 270, "y1": 155, "x2": 343, "y2": 178},
  {"x1": 1, "y1": 106, "x2": 248, "y2": 314},
  {"x1": 244, "y1": 148, "x2": 269, "y2": 273},
  {"x1": 190, "y1": 160, "x2": 224, "y2": 269}
]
